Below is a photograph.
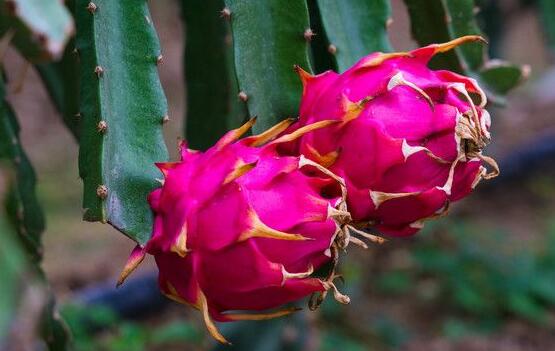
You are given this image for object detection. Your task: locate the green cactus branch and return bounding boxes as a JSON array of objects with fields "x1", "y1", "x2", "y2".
[
  {"x1": 0, "y1": 0, "x2": 74, "y2": 62},
  {"x1": 0, "y1": 75, "x2": 70, "y2": 350},
  {"x1": 224, "y1": 0, "x2": 313, "y2": 133},
  {"x1": 306, "y1": 0, "x2": 337, "y2": 73},
  {"x1": 36, "y1": 39, "x2": 81, "y2": 141},
  {"x1": 0, "y1": 212, "x2": 29, "y2": 343},
  {"x1": 0, "y1": 75, "x2": 44, "y2": 263},
  {"x1": 403, "y1": 0, "x2": 528, "y2": 102},
  {"x1": 0, "y1": 211, "x2": 70, "y2": 350},
  {"x1": 538, "y1": 0, "x2": 555, "y2": 57},
  {"x1": 181, "y1": 0, "x2": 247, "y2": 150},
  {"x1": 314, "y1": 0, "x2": 393, "y2": 72},
  {"x1": 76, "y1": 0, "x2": 169, "y2": 245}
]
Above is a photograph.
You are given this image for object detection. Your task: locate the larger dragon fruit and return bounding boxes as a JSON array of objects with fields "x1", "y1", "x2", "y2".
[
  {"x1": 290, "y1": 36, "x2": 499, "y2": 236},
  {"x1": 117, "y1": 119, "x2": 365, "y2": 343}
]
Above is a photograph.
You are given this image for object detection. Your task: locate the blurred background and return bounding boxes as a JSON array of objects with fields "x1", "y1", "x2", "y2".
[{"x1": 3, "y1": 0, "x2": 555, "y2": 350}]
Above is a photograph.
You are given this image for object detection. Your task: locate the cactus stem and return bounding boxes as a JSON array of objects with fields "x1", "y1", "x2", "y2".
[
  {"x1": 96, "y1": 185, "x2": 108, "y2": 199},
  {"x1": 220, "y1": 7, "x2": 231, "y2": 19},
  {"x1": 97, "y1": 120, "x2": 108, "y2": 133},
  {"x1": 87, "y1": 2, "x2": 97, "y2": 13},
  {"x1": 238, "y1": 91, "x2": 248, "y2": 102},
  {"x1": 94, "y1": 65, "x2": 104, "y2": 78},
  {"x1": 303, "y1": 28, "x2": 315, "y2": 41},
  {"x1": 156, "y1": 54, "x2": 164, "y2": 65},
  {"x1": 328, "y1": 44, "x2": 337, "y2": 55}
]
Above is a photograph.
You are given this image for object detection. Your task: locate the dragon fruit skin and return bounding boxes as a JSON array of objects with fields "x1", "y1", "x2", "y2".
[
  {"x1": 292, "y1": 36, "x2": 498, "y2": 236},
  {"x1": 118, "y1": 119, "x2": 351, "y2": 344}
]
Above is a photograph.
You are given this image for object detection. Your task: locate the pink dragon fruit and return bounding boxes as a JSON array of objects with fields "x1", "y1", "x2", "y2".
[
  {"x1": 116, "y1": 119, "x2": 369, "y2": 344},
  {"x1": 290, "y1": 36, "x2": 499, "y2": 236}
]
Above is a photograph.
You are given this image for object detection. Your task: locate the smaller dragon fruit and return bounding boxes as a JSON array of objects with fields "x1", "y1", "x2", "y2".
[
  {"x1": 116, "y1": 119, "x2": 374, "y2": 343},
  {"x1": 291, "y1": 36, "x2": 499, "y2": 236}
]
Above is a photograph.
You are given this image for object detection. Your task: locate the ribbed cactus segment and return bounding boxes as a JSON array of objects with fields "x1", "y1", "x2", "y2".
[
  {"x1": 538, "y1": 0, "x2": 555, "y2": 55},
  {"x1": 0, "y1": 0, "x2": 74, "y2": 61},
  {"x1": 315, "y1": 0, "x2": 393, "y2": 72},
  {"x1": 181, "y1": 0, "x2": 247, "y2": 150},
  {"x1": 403, "y1": 0, "x2": 481, "y2": 72},
  {"x1": 0, "y1": 214, "x2": 27, "y2": 343},
  {"x1": 36, "y1": 40, "x2": 81, "y2": 140},
  {"x1": 0, "y1": 76, "x2": 44, "y2": 263},
  {"x1": 306, "y1": 0, "x2": 336, "y2": 73},
  {"x1": 224, "y1": 0, "x2": 313, "y2": 133},
  {"x1": 76, "y1": 0, "x2": 169, "y2": 244},
  {"x1": 0, "y1": 213, "x2": 71, "y2": 350},
  {"x1": 0, "y1": 76, "x2": 70, "y2": 351},
  {"x1": 403, "y1": 0, "x2": 527, "y2": 100}
]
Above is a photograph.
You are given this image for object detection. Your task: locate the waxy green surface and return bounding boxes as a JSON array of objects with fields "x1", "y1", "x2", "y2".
[
  {"x1": 403, "y1": 0, "x2": 526, "y2": 101},
  {"x1": 316, "y1": 0, "x2": 392, "y2": 72},
  {"x1": 224, "y1": 0, "x2": 313, "y2": 133},
  {"x1": 76, "y1": 0, "x2": 169, "y2": 244},
  {"x1": 182, "y1": 0, "x2": 247, "y2": 150}
]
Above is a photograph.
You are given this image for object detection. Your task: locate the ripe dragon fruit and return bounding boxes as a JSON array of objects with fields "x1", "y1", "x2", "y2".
[
  {"x1": 116, "y1": 119, "x2": 377, "y2": 344},
  {"x1": 290, "y1": 36, "x2": 499, "y2": 236}
]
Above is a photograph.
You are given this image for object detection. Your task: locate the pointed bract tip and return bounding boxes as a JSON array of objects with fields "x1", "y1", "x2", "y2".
[
  {"x1": 294, "y1": 65, "x2": 313, "y2": 86},
  {"x1": 199, "y1": 292, "x2": 231, "y2": 345},
  {"x1": 223, "y1": 160, "x2": 258, "y2": 184},
  {"x1": 247, "y1": 118, "x2": 296, "y2": 147},
  {"x1": 170, "y1": 224, "x2": 189, "y2": 258},
  {"x1": 240, "y1": 210, "x2": 310, "y2": 242},
  {"x1": 359, "y1": 51, "x2": 412, "y2": 68},
  {"x1": 156, "y1": 162, "x2": 179, "y2": 177},
  {"x1": 221, "y1": 307, "x2": 302, "y2": 321},
  {"x1": 271, "y1": 119, "x2": 340, "y2": 145},
  {"x1": 116, "y1": 245, "x2": 146, "y2": 287},
  {"x1": 215, "y1": 117, "x2": 257, "y2": 149},
  {"x1": 434, "y1": 35, "x2": 487, "y2": 55}
]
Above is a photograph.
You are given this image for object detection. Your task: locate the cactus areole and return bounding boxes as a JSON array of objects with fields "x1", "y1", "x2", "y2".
[
  {"x1": 292, "y1": 35, "x2": 499, "y2": 236},
  {"x1": 118, "y1": 36, "x2": 498, "y2": 343}
]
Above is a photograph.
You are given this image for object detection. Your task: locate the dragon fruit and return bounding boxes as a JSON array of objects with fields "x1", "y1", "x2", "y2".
[
  {"x1": 116, "y1": 119, "x2": 373, "y2": 343},
  {"x1": 290, "y1": 36, "x2": 499, "y2": 236}
]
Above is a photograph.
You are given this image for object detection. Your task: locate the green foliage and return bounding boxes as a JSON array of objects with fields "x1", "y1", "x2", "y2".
[
  {"x1": 320, "y1": 330, "x2": 367, "y2": 351},
  {"x1": 76, "y1": 0, "x2": 169, "y2": 244},
  {"x1": 212, "y1": 315, "x2": 308, "y2": 351},
  {"x1": 61, "y1": 304, "x2": 203, "y2": 351},
  {"x1": 403, "y1": 0, "x2": 527, "y2": 102},
  {"x1": 181, "y1": 0, "x2": 247, "y2": 150},
  {"x1": 538, "y1": 0, "x2": 555, "y2": 55},
  {"x1": 376, "y1": 220, "x2": 555, "y2": 329},
  {"x1": 224, "y1": 0, "x2": 312, "y2": 133},
  {"x1": 0, "y1": 75, "x2": 70, "y2": 350},
  {"x1": 314, "y1": 0, "x2": 392, "y2": 72},
  {"x1": 0, "y1": 214, "x2": 27, "y2": 344},
  {"x1": 0, "y1": 75, "x2": 43, "y2": 262},
  {"x1": 0, "y1": 0, "x2": 74, "y2": 61}
]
